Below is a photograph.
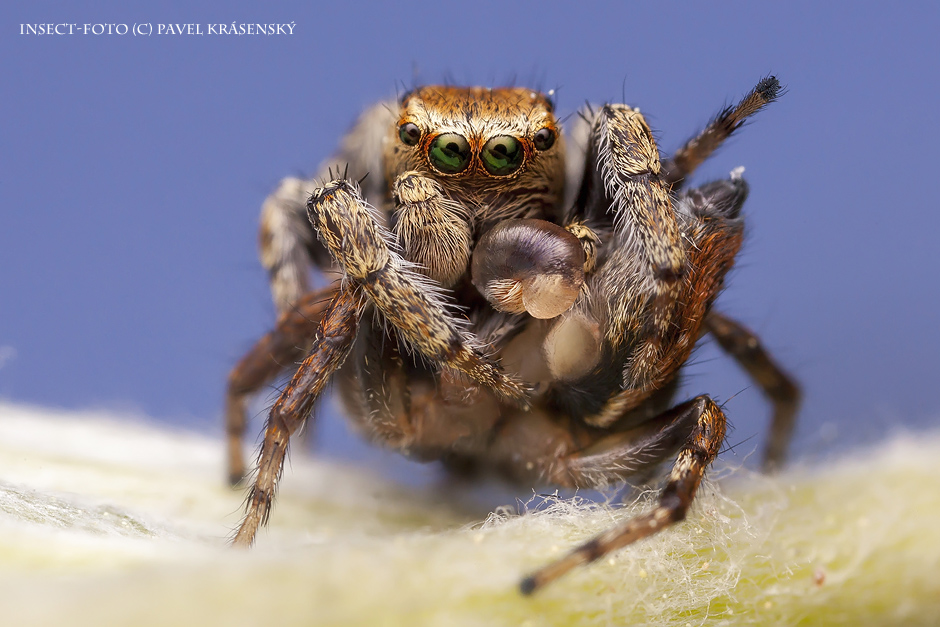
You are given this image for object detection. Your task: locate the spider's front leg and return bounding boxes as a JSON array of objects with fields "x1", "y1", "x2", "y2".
[
  {"x1": 308, "y1": 177, "x2": 527, "y2": 404},
  {"x1": 258, "y1": 101, "x2": 396, "y2": 314},
  {"x1": 576, "y1": 104, "x2": 687, "y2": 390},
  {"x1": 520, "y1": 395, "x2": 727, "y2": 595}
]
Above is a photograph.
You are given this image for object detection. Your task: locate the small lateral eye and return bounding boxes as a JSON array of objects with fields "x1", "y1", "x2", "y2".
[
  {"x1": 399, "y1": 122, "x2": 421, "y2": 146},
  {"x1": 533, "y1": 127, "x2": 556, "y2": 151},
  {"x1": 481, "y1": 136, "x2": 524, "y2": 176},
  {"x1": 429, "y1": 133, "x2": 472, "y2": 174}
]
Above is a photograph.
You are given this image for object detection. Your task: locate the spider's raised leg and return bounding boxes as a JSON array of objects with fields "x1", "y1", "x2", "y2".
[
  {"x1": 224, "y1": 284, "x2": 338, "y2": 486},
  {"x1": 233, "y1": 103, "x2": 396, "y2": 482},
  {"x1": 520, "y1": 395, "x2": 727, "y2": 595},
  {"x1": 258, "y1": 102, "x2": 396, "y2": 314},
  {"x1": 554, "y1": 172, "x2": 750, "y2": 427},
  {"x1": 233, "y1": 282, "x2": 361, "y2": 546},
  {"x1": 705, "y1": 311, "x2": 801, "y2": 472},
  {"x1": 662, "y1": 76, "x2": 781, "y2": 190},
  {"x1": 566, "y1": 105, "x2": 689, "y2": 397},
  {"x1": 568, "y1": 102, "x2": 687, "y2": 395},
  {"x1": 308, "y1": 177, "x2": 527, "y2": 405}
]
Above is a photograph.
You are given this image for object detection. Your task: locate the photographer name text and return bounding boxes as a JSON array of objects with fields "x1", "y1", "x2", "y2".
[{"x1": 20, "y1": 22, "x2": 296, "y2": 36}]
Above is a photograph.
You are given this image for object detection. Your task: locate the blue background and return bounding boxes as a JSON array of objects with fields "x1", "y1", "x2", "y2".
[{"x1": 2, "y1": 1, "x2": 938, "y2": 470}]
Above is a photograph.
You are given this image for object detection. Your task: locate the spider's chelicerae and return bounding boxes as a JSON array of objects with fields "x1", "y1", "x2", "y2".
[{"x1": 225, "y1": 76, "x2": 800, "y2": 594}]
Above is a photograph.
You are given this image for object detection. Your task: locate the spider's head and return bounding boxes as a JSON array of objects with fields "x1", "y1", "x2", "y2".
[{"x1": 386, "y1": 86, "x2": 565, "y2": 199}]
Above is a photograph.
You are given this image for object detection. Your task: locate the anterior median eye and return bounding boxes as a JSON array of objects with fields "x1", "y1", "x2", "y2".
[
  {"x1": 429, "y1": 133, "x2": 471, "y2": 173},
  {"x1": 481, "y1": 136, "x2": 523, "y2": 175}
]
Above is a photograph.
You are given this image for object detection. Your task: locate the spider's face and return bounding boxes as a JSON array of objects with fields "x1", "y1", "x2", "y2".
[{"x1": 385, "y1": 86, "x2": 565, "y2": 200}]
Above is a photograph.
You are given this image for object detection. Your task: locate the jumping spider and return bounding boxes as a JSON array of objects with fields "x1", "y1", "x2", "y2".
[{"x1": 225, "y1": 77, "x2": 800, "y2": 594}]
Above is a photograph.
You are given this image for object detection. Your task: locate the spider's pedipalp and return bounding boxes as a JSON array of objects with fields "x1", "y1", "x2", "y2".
[{"x1": 392, "y1": 171, "x2": 472, "y2": 288}]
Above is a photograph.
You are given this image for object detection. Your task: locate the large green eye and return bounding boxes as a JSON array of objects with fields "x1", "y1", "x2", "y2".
[
  {"x1": 429, "y1": 133, "x2": 471, "y2": 174},
  {"x1": 481, "y1": 136, "x2": 523, "y2": 175}
]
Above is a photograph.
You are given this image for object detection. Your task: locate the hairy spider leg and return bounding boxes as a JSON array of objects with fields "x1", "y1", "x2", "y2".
[
  {"x1": 224, "y1": 284, "x2": 339, "y2": 485},
  {"x1": 258, "y1": 101, "x2": 397, "y2": 316},
  {"x1": 575, "y1": 104, "x2": 687, "y2": 397},
  {"x1": 233, "y1": 283, "x2": 361, "y2": 547},
  {"x1": 520, "y1": 395, "x2": 727, "y2": 595},
  {"x1": 258, "y1": 177, "x2": 321, "y2": 314},
  {"x1": 555, "y1": 174, "x2": 746, "y2": 428},
  {"x1": 705, "y1": 311, "x2": 801, "y2": 471},
  {"x1": 307, "y1": 177, "x2": 528, "y2": 405},
  {"x1": 662, "y1": 76, "x2": 782, "y2": 189}
]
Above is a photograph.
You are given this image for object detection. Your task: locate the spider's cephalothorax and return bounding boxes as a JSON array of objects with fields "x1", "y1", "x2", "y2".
[
  {"x1": 225, "y1": 78, "x2": 800, "y2": 594},
  {"x1": 385, "y1": 86, "x2": 567, "y2": 290}
]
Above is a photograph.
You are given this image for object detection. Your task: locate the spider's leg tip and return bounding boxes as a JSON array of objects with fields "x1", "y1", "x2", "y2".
[
  {"x1": 756, "y1": 76, "x2": 782, "y2": 101},
  {"x1": 519, "y1": 575, "x2": 538, "y2": 596}
]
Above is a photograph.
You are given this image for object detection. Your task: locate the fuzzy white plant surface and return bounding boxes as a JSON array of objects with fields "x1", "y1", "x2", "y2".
[{"x1": 0, "y1": 401, "x2": 938, "y2": 626}]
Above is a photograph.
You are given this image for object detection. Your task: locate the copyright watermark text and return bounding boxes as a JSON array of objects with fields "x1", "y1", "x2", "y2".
[{"x1": 19, "y1": 22, "x2": 297, "y2": 36}]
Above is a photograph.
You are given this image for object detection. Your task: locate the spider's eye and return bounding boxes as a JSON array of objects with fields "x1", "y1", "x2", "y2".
[
  {"x1": 429, "y1": 133, "x2": 471, "y2": 174},
  {"x1": 399, "y1": 122, "x2": 421, "y2": 146},
  {"x1": 481, "y1": 136, "x2": 524, "y2": 176},
  {"x1": 533, "y1": 127, "x2": 556, "y2": 151}
]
